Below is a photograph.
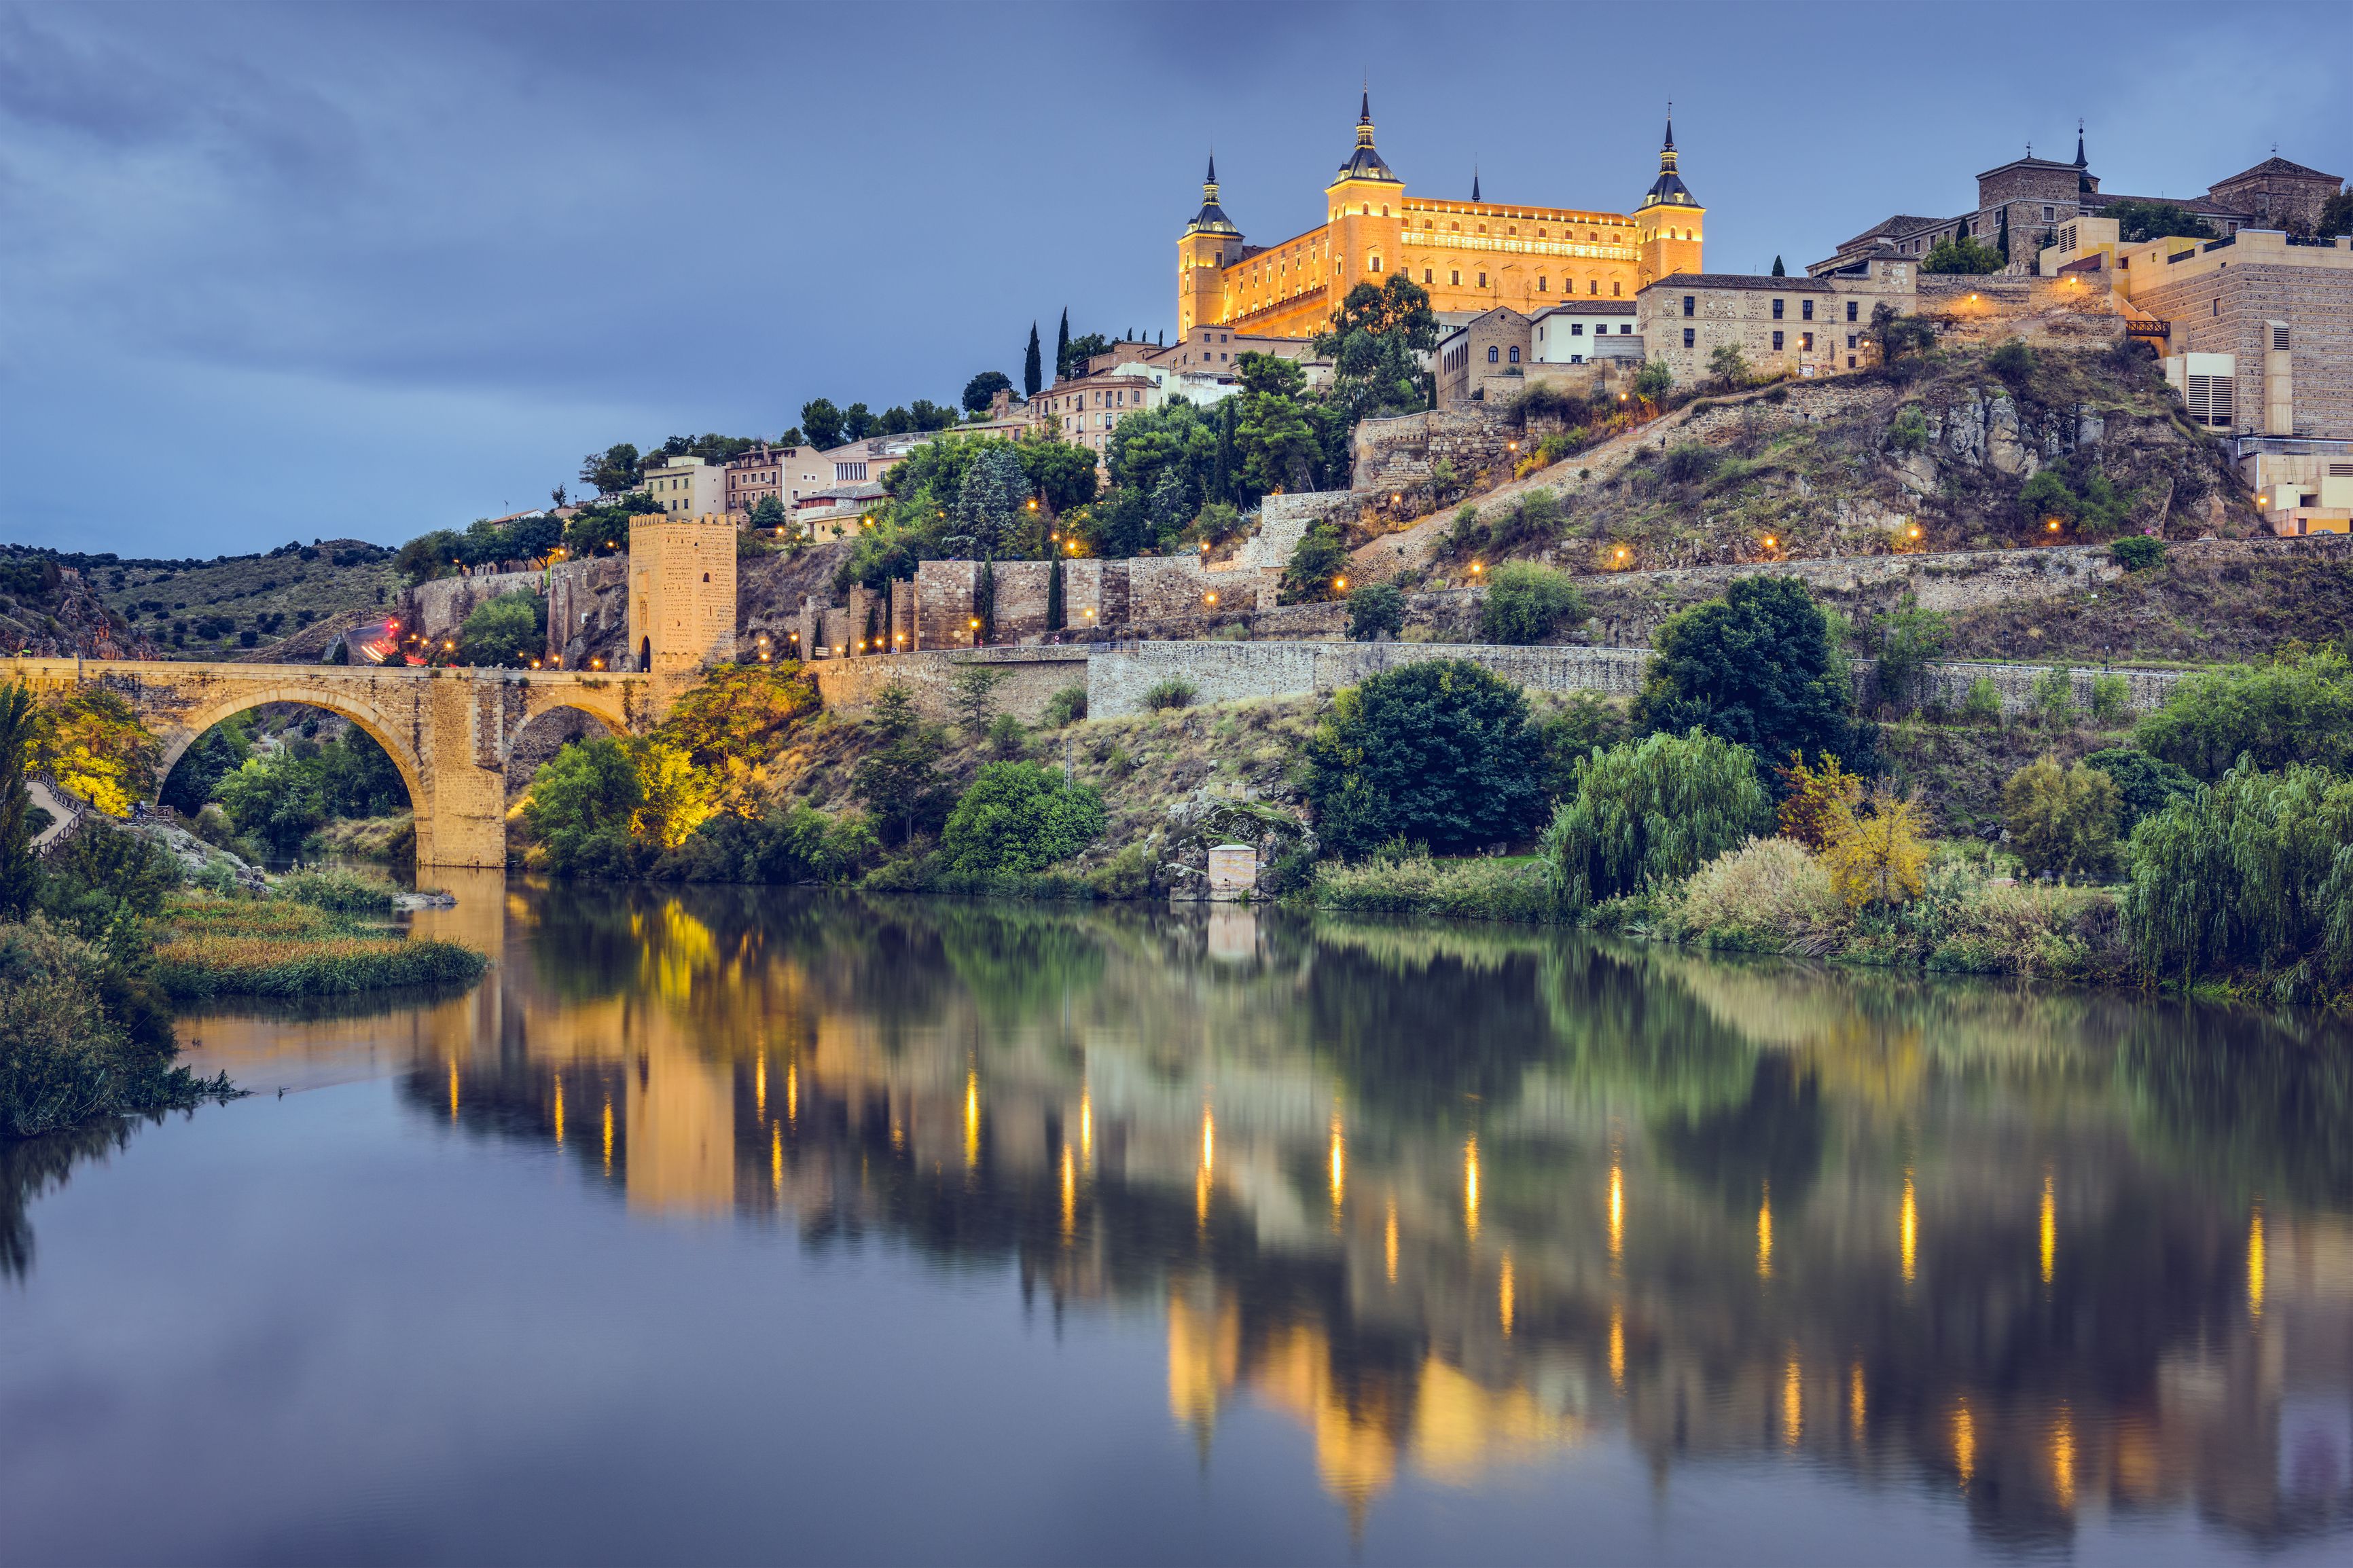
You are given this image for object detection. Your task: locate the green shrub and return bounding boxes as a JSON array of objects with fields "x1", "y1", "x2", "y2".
[
  {"x1": 1313, "y1": 854, "x2": 1557, "y2": 922},
  {"x1": 986, "y1": 711, "x2": 1027, "y2": 759},
  {"x1": 1536, "y1": 693, "x2": 1632, "y2": 801},
  {"x1": 2001, "y1": 756, "x2": 2121, "y2": 880},
  {"x1": 1041, "y1": 685, "x2": 1089, "y2": 727},
  {"x1": 2133, "y1": 648, "x2": 2353, "y2": 781},
  {"x1": 2120, "y1": 761, "x2": 2353, "y2": 997},
  {"x1": 34, "y1": 820, "x2": 180, "y2": 938},
  {"x1": 1886, "y1": 405, "x2": 1929, "y2": 452},
  {"x1": 2081, "y1": 747, "x2": 2195, "y2": 836},
  {"x1": 1301, "y1": 659, "x2": 1547, "y2": 859},
  {"x1": 0, "y1": 917, "x2": 206, "y2": 1138},
  {"x1": 1544, "y1": 729, "x2": 1774, "y2": 912},
  {"x1": 655, "y1": 802, "x2": 876, "y2": 885},
  {"x1": 274, "y1": 869, "x2": 397, "y2": 915},
  {"x1": 1636, "y1": 576, "x2": 1860, "y2": 772},
  {"x1": 1478, "y1": 564, "x2": 1586, "y2": 645},
  {"x1": 1670, "y1": 836, "x2": 1839, "y2": 950},
  {"x1": 2030, "y1": 664, "x2": 2077, "y2": 725},
  {"x1": 2020, "y1": 464, "x2": 2132, "y2": 540},
  {"x1": 1661, "y1": 443, "x2": 1722, "y2": 484},
  {"x1": 2110, "y1": 535, "x2": 2166, "y2": 572},
  {"x1": 1960, "y1": 676, "x2": 2003, "y2": 725},
  {"x1": 1988, "y1": 338, "x2": 2036, "y2": 382},
  {"x1": 938, "y1": 763, "x2": 1105, "y2": 879},
  {"x1": 2089, "y1": 672, "x2": 2130, "y2": 724},
  {"x1": 456, "y1": 591, "x2": 545, "y2": 668},
  {"x1": 1278, "y1": 522, "x2": 1350, "y2": 604},
  {"x1": 1143, "y1": 679, "x2": 1196, "y2": 711},
  {"x1": 1346, "y1": 582, "x2": 1406, "y2": 642}
]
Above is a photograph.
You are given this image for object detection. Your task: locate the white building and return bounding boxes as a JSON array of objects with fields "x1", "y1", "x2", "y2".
[
  {"x1": 640, "y1": 454, "x2": 730, "y2": 516},
  {"x1": 1531, "y1": 301, "x2": 1639, "y2": 363}
]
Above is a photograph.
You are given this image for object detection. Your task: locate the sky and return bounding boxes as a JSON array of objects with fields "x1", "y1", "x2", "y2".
[{"x1": 3, "y1": 0, "x2": 2349, "y2": 560}]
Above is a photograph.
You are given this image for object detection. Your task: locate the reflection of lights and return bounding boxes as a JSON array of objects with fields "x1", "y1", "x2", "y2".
[
  {"x1": 602, "y1": 1099, "x2": 614, "y2": 1173},
  {"x1": 1607, "y1": 1163, "x2": 1624, "y2": 1266},
  {"x1": 965, "y1": 1071, "x2": 981, "y2": 1169},
  {"x1": 787, "y1": 1063, "x2": 798, "y2": 1125},
  {"x1": 1901, "y1": 1171, "x2": 1918, "y2": 1285},
  {"x1": 448, "y1": 1059, "x2": 459, "y2": 1122},
  {"x1": 1079, "y1": 1089, "x2": 1093, "y2": 1167},
  {"x1": 2040, "y1": 1171, "x2": 2055, "y2": 1285},
  {"x1": 1953, "y1": 1401, "x2": 1976, "y2": 1484},
  {"x1": 2051, "y1": 1405, "x2": 2076, "y2": 1512},
  {"x1": 1328, "y1": 1114, "x2": 1344, "y2": 1217},
  {"x1": 1464, "y1": 1135, "x2": 1480, "y2": 1239},
  {"x1": 1757, "y1": 1182, "x2": 1773, "y2": 1279},
  {"x1": 1060, "y1": 1144, "x2": 1076, "y2": 1240},
  {"x1": 772, "y1": 1122, "x2": 783, "y2": 1194},
  {"x1": 1782, "y1": 1353, "x2": 1802, "y2": 1447},
  {"x1": 1499, "y1": 1254, "x2": 1515, "y2": 1336},
  {"x1": 552, "y1": 1074, "x2": 564, "y2": 1146},
  {"x1": 2249, "y1": 1205, "x2": 2267, "y2": 1318},
  {"x1": 1849, "y1": 1362, "x2": 1866, "y2": 1438},
  {"x1": 1197, "y1": 1106, "x2": 1215, "y2": 1228},
  {"x1": 755, "y1": 1055, "x2": 766, "y2": 1120},
  {"x1": 1609, "y1": 1309, "x2": 1625, "y2": 1391},
  {"x1": 1385, "y1": 1201, "x2": 1398, "y2": 1283}
]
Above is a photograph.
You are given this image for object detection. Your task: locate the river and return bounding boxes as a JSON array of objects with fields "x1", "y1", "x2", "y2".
[{"x1": 1, "y1": 875, "x2": 2348, "y2": 1565}]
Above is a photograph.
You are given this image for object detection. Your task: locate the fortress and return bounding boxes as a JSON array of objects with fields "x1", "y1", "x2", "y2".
[{"x1": 1179, "y1": 96, "x2": 1704, "y2": 338}]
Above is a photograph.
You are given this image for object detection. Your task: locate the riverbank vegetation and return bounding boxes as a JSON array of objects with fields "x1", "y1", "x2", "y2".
[{"x1": 150, "y1": 886, "x2": 485, "y2": 1000}]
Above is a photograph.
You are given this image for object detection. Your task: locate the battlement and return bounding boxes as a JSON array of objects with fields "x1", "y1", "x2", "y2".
[{"x1": 626, "y1": 513, "x2": 737, "y2": 678}]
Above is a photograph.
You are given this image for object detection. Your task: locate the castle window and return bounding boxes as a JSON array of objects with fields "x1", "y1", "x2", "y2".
[
  {"x1": 1538, "y1": 276, "x2": 1547, "y2": 291},
  {"x1": 1487, "y1": 346, "x2": 1498, "y2": 363},
  {"x1": 1847, "y1": 301, "x2": 1858, "y2": 321},
  {"x1": 1773, "y1": 331, "x2": 1784, "y2": 350},
  {"x1": 1773, "y1": 299, "x2": 1784, "y2": 319},
  {"x1": 1477, "y1": 272, "x2": 1488, "y2": 287},
  {"x1": 1803, "y1": 333, "x2": 1814, "y2": 351},
  {"x1": 1361, "y1": 204, "x2": 1369, "y2": 215},
  {"x1": 1450, "y1": 270, "x2": 1460, "y2": 285},
  {"x1": 1613, "y1": 282, "x2": 1622, "y2": 296},
  {"x1": 1508, "y1": 346, "x2": 1520, "y2": 363},
  {"x1": 1381, "y1": 206, "x2": 1389, "y2": 217},
  {"x1": 1424, "y1": 268, "x2": 1433, "y2": 283},
  {"x1": 1802, "y1": 299, "x2": 1815, "y2": 321},
  {"x1": 1370, "y1": 254, "x2": 1381, "y2": 272},
  {"x1": 1683, "y1": 328, "x2": 1695, "y2": 348},
  {"x1": 1589, "y1": 280, "x2": 1598, "y2": 295},
  {"x1": 1451, "y1": 222, "x2": 1460, "y2": 232},
  {"x1": 1683, "y1": 295, "x2": 1696, "y2": 317}
]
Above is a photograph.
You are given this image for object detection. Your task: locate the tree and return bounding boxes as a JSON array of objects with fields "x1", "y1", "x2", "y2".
[
  {"x1": 1634, "y1": 358, "x2": 1674, "y2": 400},
  {"x1": 456, "y1": 591, "x2": 543, "y2": 668},
  {"x1": 1063, "y1": 333, "x2": 1109, "y2": 371},
  {"x1": 1771, "y1": 255, "x2": 1786, "y2": 277},
  {"x1": 962, "y1": 371, "x2": 1012, "y2": 414},
  {"x1": 1302, "y1": 658, "x2": 1548, "y2": 858},
  {"x1": 1871, "y1": 302, "x2": 1938, "y2": 362},
  {"x1": 1346, "y1": 582, "x2": 1404, "y2": 642},
  {"x1": 160, "y1": 716, "x2": 249, "y2": 816},
  {"x1": 1278, "y1": 523, "x2": 1351, "y2": 605},
  {"x1": 1820, "y1": 786, "x2": 1933, "y2": 907},
  {"x1": 1054, "y1": 309, "x2": 1071, "y2": 381},
  {"x1": 949, "y1": 663, "x2": 1005, "y2": 735},
  {"x1": 2132, "y1": 648, "x2": 2353, "y2": 781},
  {"x1": 577, "y1": 443, "x2": 641, "y2": 496},
  {"x1": 2104, "y1": 200, "x2": 2215, "y2": 244},
  {"x1": 2081, "y1": 747, "x2": 2195, "y2": 837},
  {"x1": 1636, "y1": 575, "x2": 1858, "y2": 777},
  {"x1": 746, "y1": 494, "x2": 789, "y2": 532},
  {"x1": 1774, "y1": 751, "x2": 1861, "y2": 850},
  {"x1": 2319, "y1": 187, "x2": 2353, "y2": 240},
  {"x1": 1233, "y1": 354, "x2": 1320, "y2": 494},
  {"x1": 1922, "y1": 234, "x2": 2006, "y2": 274},
  {"x1": 853, "y1": 683, "x2": 952, "y2": 845},
  {"x1": 938, "y1": 763, "x2": 1104, "y2": 879},
  {"x1": 1706, "y1": 343, "x2": 1750, "y2": 387},
  {"x1": 1544, "y1": 729, "x2": 1773, "y2": 911},
  {"x1": 2002, "y1": 756, "x2": 2122, "y2": 879},
  {"x1": 524, "y1": 737, "x2": 644, "y2": 872},
  {"x1": 1534, "y1": 693, "x2": 1631, "y2": 803},
  {"x1": 0, "y1": 683, "x2": 37, "y2": 920},
  {"x1": 951, "y1": 446, "x2": 1028, "y2": 558},
  {"x1": 1479, "y1": 563, "x2": 1586, "y2": 644},
  {"x1": 1045, "y1": 555, "x2": 1065, "y2": 631},
  {"x1": 1314, "y1": 276, "x2": 1439, "y2": 425},
  {"x1": 2020, "y1": 464, "x2": 2131, "y2": 540},
  {"x1": 1871, "y1": 595, "x2": 1951, "y2": 712},
  {"x1": 1023, "y1": 323, "x2": 1043, "y2": 399},
  {"x1": 1017, "y1": 433, "x2": 1098, "y2": 513},
  {"x1": 393, "y1": 529, "x2": 463, "y2": 585},
  {"x1": 29, "y1": 689, "x2": 160, "y2": 818},
  {"x1": 800, "y1": 398, "x2": 845, "y2": 450},
  {"x1": 842, "y1": 403, "x2": 874, "y2": 443}
]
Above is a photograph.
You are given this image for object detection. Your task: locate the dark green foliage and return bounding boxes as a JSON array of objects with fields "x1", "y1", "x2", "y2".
[
  {"x1": 1346, "y1": 582, "x2": 1405, "y2": 642},
  {"x1": 0, "y1": 917, "x2": 199, "y2": 1139},
  {"x1": 457, "y1": 591, "x2": 545, "y2": 668},
  {"x1": 2104, "y1": 200, "x2": 2214, "y2": 244},
  {"x1": 2132, "y1": 649, "x2": 2353, "y2": 780},
  {"x1": 1045, "y1": 555, "x2": 1065, "y2": 631},
  {"x1": 655, "y1": 803, "x2": 876, "y2": 884},
  {"x1": 560, "y1": 494, "x2": 654, "y2": 558},
  {"x1": 523, "y1": 737, "x2": 645, "y2": 875},
  {"x1": 1312, "y1": 275, "x2": 1439, "y2": 426},
  {"x1": 1661, "y1": 443, "x2": 1722, "y2": 485},
  {"x1": 855, "y1": 684, "x2": 954, "y2": 846},
  {"x1": 274, "y1": 869, "x2": 395, "y2": 915},
  {"x1": 1543, "y1": 729, "x2": 1774, "y2": 911},
  {"x1": 1988, "y1": 338, "x2": 2034, "y2": 385},
  {"x1": 1143, "y1": 680, "x2": 1195, "y2": 712},
  {"x1": 0, "y1": 685, "x2": 37, "y2": 922},
  {"x1": 1478, "y1": 563, "x2": 1586, "y2": 644},
  {"x1": 2020, "y1": 463, "x2": 2130, "y2": 539},
  {"x1": 2082, "y1": 747, "x2": 2196, "y2": 836},
  {"x1": 1301, "y1": 659, "x2": 1547, "y2": 859},
  {"x1": 2001, "y1": 756, "x2": 2121, "y2": 879},
  {"x1": 1636, "y1": 576, "x2": 1860, "y2": 778},
  {"x1": 2121, "y1": 761, "x2": 2353, "y2": 996},
  {"x1": 2110, "y1": 534, "x2": 2166, "y2": 572},
  {"x1": 1770, "y1": 255, "x2": 1786, "y2": 277},
  {"x1": 1536, "y1": 693, "x2": 1632, "y2": 802},
  {"x1": 34, "y1": 820, "x2": 180, "y2": 940},
  {"x1": 1023, "y1": 323, "x2": 1043, "y2": 399},
  {"x1": 1871, "y1": 302, "x2": 1937, "y2": 361},
  {"x1": 938, "y1": 763, "x2": 1104, "y2": 878},
  {"x1": 800, "y1": 398, "x2": 845, "y2": 449},
  {"x1": 1635, "y1": 359, "x2": 1674, "y2": 399},
  {"x1": 576, "y1": 442, "x2": 641, "y2": 496},
  {"x1": 1041, "y1": 685, "x2": 1087, "y2": 727},
  {"x1": 212, "y1": 727, "x2": 410, "y2": 854},
  {"x1": 1922, "y1": 234, "x2": 2006, "y2": 274},
  {"x1": 1871, "y1": 595, "x2": 1951, "y2": 712},
  {"x1": 1280, "y1": 524, "x2": 1350, "y2": 604},
  {"x1": 961, "y1": 371, "x2": 1012, "y2": 414}
]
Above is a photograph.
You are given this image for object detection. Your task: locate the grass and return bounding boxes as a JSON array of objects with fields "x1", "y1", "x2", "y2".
[
  {"x1": 151, "y1": 892, "x2": 488, "y2": 1000},
  {"x1": 1312, "y1": 854, "x2": 1559, "y2": 922}
]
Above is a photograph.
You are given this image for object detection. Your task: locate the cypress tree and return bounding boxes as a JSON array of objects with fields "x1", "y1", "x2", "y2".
[
  {"x1": 1997, "y1": 207, "x2": 2010, "y2": 263},
  {"x1": 1212, "y1": 400, "x2": 1237, "y2": 504},
  {"x1": 976, "y1": 560, "x2": 997, "y2": 646},
  {"x1": 1770, "y1": 255, "x2": 1786, "y2": 277},
  {"x1": 0, "y1": 685, "x2": 37, "y2": 920},
  {"x1": 1046, "y1": 555, "x2": 1066, "y2": 632},
  {"x1": 1023, "y1": 323, "x2": 1043, "y2": 399},
  {"x1": 1055, "y1": 310, "x2": 1071, "y2": 381}
]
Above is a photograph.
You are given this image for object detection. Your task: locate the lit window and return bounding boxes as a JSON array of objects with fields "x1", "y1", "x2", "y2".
[{"x1": 1803, "y1": 333, "x2": 1814, "y2": 351}]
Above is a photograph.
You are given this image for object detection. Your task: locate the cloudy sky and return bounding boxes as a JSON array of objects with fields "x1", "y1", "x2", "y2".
[{"x1": 3, "y1": 0, "x2": 2348, "y2": 558}]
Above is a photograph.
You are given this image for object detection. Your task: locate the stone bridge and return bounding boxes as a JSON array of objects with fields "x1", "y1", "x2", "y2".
[{"x1": 10, "y1": 657, "x2": 654, "y2": 867}]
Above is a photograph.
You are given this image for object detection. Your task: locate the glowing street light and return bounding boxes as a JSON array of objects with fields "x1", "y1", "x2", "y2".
[{"x1": 1333, "y1": 575, "x2": 1348, "y2": 591}]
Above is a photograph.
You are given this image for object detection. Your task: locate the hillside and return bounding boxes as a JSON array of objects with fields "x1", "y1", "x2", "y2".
[
  {"x1": 1368, "y1": 340, "x2": 2257, "y2": 587},
  {"x1": 3, "y1": 539, "x2": 401, "y2": 661}
]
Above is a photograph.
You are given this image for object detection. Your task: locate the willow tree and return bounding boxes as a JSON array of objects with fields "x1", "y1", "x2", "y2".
[{"x1": 1545, "y1": 729, "x2": 1773, "y2": 912}]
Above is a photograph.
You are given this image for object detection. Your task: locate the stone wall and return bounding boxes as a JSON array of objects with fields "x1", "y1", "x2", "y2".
[
  {"x1": 1351, "y1": 406, "x2": 1522, "y2": 496},
  {"x1": 545, "y1": 555, "x2": 628, "y2": 669},
  {"x1": 914, "y1": 559, "x2": 978, "y2": 649},
  {"x1": 806, "y1": 646, "x2": 1091, "y2": 723},
  {"x1": 404, "y1": 569, "x2": 543, "y2": 644}
]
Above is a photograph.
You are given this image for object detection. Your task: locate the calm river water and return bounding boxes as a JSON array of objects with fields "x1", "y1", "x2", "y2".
[{"x1": 2, "y1": 875, "x2": 2350, "y2": 1565}]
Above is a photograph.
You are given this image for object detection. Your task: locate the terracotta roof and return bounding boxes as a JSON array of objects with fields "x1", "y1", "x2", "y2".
[{"x1": 1646, "y1": 273, "x2": 1833, "y2": 293}]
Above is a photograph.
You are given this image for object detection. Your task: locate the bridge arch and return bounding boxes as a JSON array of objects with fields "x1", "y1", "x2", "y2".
[{"x1": 158, "y1": 682, "x2": 432, "y2": 825}]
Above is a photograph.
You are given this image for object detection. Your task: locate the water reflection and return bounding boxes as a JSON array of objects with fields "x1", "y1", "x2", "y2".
[{"x1": 156, "y1": 882, "x2": 2353, "y2": 1552}]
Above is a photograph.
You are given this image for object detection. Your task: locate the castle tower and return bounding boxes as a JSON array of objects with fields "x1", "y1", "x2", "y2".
[
  {"x1": 1178, "y1": 154, "x2": 1244, "y2": 338},
  {"x1": 1325, "y1": 91, "x2": 1406, "y2": 303},
  {"x1": 1634, "y1": 115, "x2": 1704, "y2": 287},
  {"x1": 626, "y1": 512, "x2": 737, "y2": 680}
]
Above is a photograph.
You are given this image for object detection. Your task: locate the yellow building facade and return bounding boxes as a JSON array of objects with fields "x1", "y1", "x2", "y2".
[{"x1": 1179, "y1": 98, "x2": 1705, "y2": 340}]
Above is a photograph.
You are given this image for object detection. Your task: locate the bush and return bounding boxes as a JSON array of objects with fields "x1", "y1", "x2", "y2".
[
  {"x1": 1478, "y1": 564, "x2": 1586, "y2": 645},
  {"x1": 985, "y1": 711, "x2": 1028, "y2": 759},
  {"x1": 2081, "y1": 747, "x2": 2195, "y2": 837},
  {"x1": 1960, "y1": 676, "x2": 2003, "y2": 725},
  {"x1": 1819, "y1": 786, "x2": 1932, "y2": 909},
  {"x1": 1313, "y1": 854, "x2": 1557, "y2": 922},
  {"x1": 1636, "y1": 576, "x2": 1861, "y2": 774},
  {"x1": 1346, "y1": 582, "x2": 1405, "y2": 642},
  {"x1": 1041, "y1": 685, "x2": 1088, "y2": 727},
  {"x1": 1988, "y1": 338, "x2": 2036, "y2": 384},
  {"x1": 1661, "y1": 443, "x2": 1722, "y2": 484},
  {"x1": 456, "y1": 591, "x2": 544, "y2": 668},
  {"x1": 1672, "y1": 837, "x2": 1839, "y2": 949},
  {"x1": 2002, "y1": 756, "x2": 2121, "y2": 880},
  {"x1": 2110, "y1": 535, "x2": 2166, "y2": 572},
  {"x1": 274, "y1": 869, "x2": 397, "y2": 915},
  {"x1": 2089, "y1": 673, "x2": 2130, "y2": 725},
  {"x1": 2120, "y1": 761, "x2": 2353, "y2": 996},
  {"x1": 34, "y1": 820, "x2": 181, "y2": 938},
  {"x1": 1302, "y1": 659, "x2": 1547, "y2": 860},
  {"x1": 655, "y1": 802, "x2": 876, "y2": 885},
  {"x1": 1143, "y1": 679, "x2": 1196, "y2": 712},
  {"x1": 1774, "y1": 752, "x2": 1861, "y2": 850},
  {"x1": 2030, "y1": 664, "x2": 2077, "y2": 725},
  {"x1": 938, "y1": 763, "x2": 1106, "y2": 879},
  {"x1": 1278, "y1": 522, "x2": 1350, "y2": 604},
  {"x1": 28, "y1": 688, "x2": 160, "y2": 818},
  {"x1": 2133, "y1": 649, "x2": 2353, "y2": 781},
  {"x1": 2020, "y1": 465, "x2": 2132, "y2": 541},
  {"x1": 0, "y1": 917, "x2": 204, "y2": 1139},
  {"x1": 1871, "y1": 596, "x2": 1950, "y2": 713},
  {"x1": 1886, "y1": 405, "x2": 1929, "y2": 452},
  {"x1": 523, "y1": 737, "x2": 645, "y2": 874},
  {"x1": 1544, "y1": 729, "x2": 1773, "y2": 912}
]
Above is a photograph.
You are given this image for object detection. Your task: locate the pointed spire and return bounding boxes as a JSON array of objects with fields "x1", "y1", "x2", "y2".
[
  {"x1": 1360, "y1": 85, "x2": 1370, "y2": 124},
  {"x1": 2074, "y1": 120, "x2": 2087, "y2": 168},
  {"x1": 1472, "y1": 166, "x2": 1481, "y2": 202},
  {"x1": 1664, "y1": 102, "x2": 1675, "y2": 152},
  {"x1": 1206, "y1": 151, "x2": 1217, "y2": 185}
]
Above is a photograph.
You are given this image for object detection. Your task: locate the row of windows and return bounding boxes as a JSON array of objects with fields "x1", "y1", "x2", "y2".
[
  {"x1": 1682, "y1": 295, "x2": 1865, "y2": 323},
  {"x1": 1426, "y1": 266, "x2": 1621, "y2": 297}
]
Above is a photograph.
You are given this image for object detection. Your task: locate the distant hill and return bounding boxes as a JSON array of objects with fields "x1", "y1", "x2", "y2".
[{"x1": 4, "y1": 539, "x2": 402, "y2": 661}]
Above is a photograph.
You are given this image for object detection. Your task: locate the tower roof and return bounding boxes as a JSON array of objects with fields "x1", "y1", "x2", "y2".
[
  {"x1": 1331, "y1": 90, "x2": 1399, "y2": 185},
  {"x1": 1638, "y1": 115, "x2": 1697, "y2": 209},
  {"x1": 1185, "y1": 152, "x2": 1240, "y2": 236}
]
